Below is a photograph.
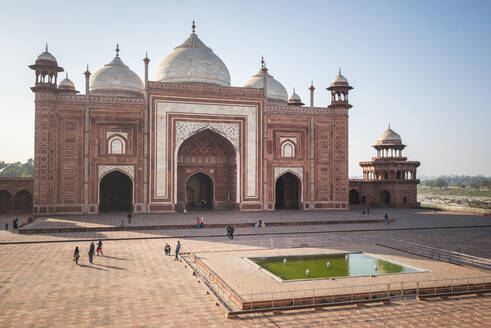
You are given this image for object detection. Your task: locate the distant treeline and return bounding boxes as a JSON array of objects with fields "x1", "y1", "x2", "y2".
[
  {"x1": 0, "y1": 159, "x2": 34, "y2": 177},
  {"x1": 422, "y1": 175, "x2": 491, "y2": 189}
]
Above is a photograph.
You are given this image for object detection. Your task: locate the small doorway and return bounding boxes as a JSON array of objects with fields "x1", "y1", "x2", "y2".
[
  {"x1": 275, "y1": 172, "x2": 300, "y2": 209},
  {"x1": 380, "y1": 191, "x2": 391, "y2": 205},
  {"x1": 99, "y1": 171, "x2": 133, "y2": 212},
  {"x1": 349, "y1": 189, "x2": 360, "y2": 205},
  {"x1": 186, "y1": 172, "x2": 214, "y2": 210}
]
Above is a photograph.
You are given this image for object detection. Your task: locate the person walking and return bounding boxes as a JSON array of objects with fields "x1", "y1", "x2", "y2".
[
  {"x1": 174, "y1": 241, "x2": 181, "y2": 261},
  {"x1": 384, "y1": 213, "x2": 389, "y2": 224},
  {"x1": 96, "y1": 239, "x2": 103, "y2": 256},
  {"x1": 73, "y1": 246, "x2": 80, "y2": 265},
  {"x1": 196, "y1": 217, "x2": 201, "y2": 228},
  {"x1": 230, "y1": 225, "x2": 235, "y2": 240},
  {"x1": 164, "y1": 243, "x2": 171, "y2": 256},
  {"x1": 13, "y1": 218, "x2": 18, "y2": 230},
  {"x1": 88, "y1": 242, "x2": 95, "y2": 264}
]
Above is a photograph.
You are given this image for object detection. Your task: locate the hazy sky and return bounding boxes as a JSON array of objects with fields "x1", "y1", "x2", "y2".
[{"x1": 0, "y1": 0, "x2": 489, "y2": 177}]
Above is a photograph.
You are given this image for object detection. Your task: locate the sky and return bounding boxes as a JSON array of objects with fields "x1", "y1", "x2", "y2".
[{"x1": 0, "y1": 0, "x2": 490, "y2": 177}]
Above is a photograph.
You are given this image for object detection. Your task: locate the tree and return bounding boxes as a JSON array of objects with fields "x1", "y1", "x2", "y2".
[
  {"x1": 434, "y1": 177, "x2": 448, "y2": 189},
  {"x1": 470, "y1": 181, "x2": 481, "y2": 190},
  {"x1": 0, "y1": 159, "x2": 34, "y2": 177}
]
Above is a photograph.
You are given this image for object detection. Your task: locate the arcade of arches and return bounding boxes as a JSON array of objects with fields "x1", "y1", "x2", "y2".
[
  {"x1": 177, "y1": 129, "x2": 236, "y2": 210},
  {"x1": 99, "y1": 171, "x2": 133, "y2": 212},
  {"x1": 0, "y1": 189, "x2": 33, "y2": 213},
  {"x1": 275, "y1": 173, "x2": 300, "y2": 209}
]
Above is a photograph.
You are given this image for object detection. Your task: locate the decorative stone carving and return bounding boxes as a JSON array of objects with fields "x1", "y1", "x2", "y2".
[
  {"x1": 175, "y1": 121, "x2": 239, "y2": 150},
  {"x1": 274, "y1": 167, "x2": 303, "y2": 181},
  {"x1": 98, "y1": 165, "x2": 134, "y2": 180}
]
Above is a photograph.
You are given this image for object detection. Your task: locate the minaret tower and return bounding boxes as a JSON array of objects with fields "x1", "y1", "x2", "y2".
[
  {"x1": 327, "y1": 69, "x2": 353, "y2": 109},
  {"x1": 28, "y1": 44, "x2": 64, "y2": 214}
]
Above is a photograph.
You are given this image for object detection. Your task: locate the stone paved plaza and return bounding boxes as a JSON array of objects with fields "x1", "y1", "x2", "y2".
[{"x1": 0, "y1": 209, "x2": 490, "y2": 327}]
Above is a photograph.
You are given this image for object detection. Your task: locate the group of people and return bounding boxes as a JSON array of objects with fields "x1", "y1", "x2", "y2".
[
  {"x1": 73, "y1": 239, "x2": 103, "y2": 265},
  {"x1": 5, "y1": 217, "x2": 21, "y2": 230},
  {"x1": 254, "y1": 220, "x2": 266, "y2": 228},
  {"x1": 164, "y1": 241, "x2": 181, "y2": 260},
  {"x1": 226, "y1": 225, "x2": 235, "y2": 239},
  {"x1": 196, "y1": 216, "x2": 205, "y2": 228}
]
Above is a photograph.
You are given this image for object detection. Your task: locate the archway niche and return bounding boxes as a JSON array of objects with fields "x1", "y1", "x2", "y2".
[
  {"x1": 186, "y1": 172, "x2": 214, "y2": 210},
  {"x1": 349, "y1": 189, "x2": 360, "y2": 205},
  {"x1": 275, "y1": 172, "x2": 300, "y2": 209},
  {"x1": 14, "y1": 190, "x2": 32, "y2": 211},
  {"x1": 0, "y1": 190, "x2": 12, "y2": 213},
  {"x1": 380, "y1": 191, "x2": 391, "y2": 205},
  {"x1": 99, "y1": 171, "x2": 133, "y2": 212},
  {"x1": 177, "y1": 129, "x2": 236, "y2": 210}
]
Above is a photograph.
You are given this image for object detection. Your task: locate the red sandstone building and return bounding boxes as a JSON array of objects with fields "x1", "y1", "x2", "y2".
[
  {"x1": 24, "y1": 24, "x2": 353, "y2": 215},
  {"x1": 349, "y1": 126, "x2": 420, "y2": 208},
  {"x1": 0, "y1": 24, "x2": 420, "y2": 215}
]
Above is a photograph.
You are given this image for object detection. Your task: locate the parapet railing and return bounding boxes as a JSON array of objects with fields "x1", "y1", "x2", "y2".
[
  {"x1": 376, "y1": 239, "x2": 491, "y2": 271},
  {"x1": 229, "y1": 275, "x2": 491, "y2": 317}
]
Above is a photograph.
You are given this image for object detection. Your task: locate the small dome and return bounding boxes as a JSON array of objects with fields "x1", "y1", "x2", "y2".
[
  {"x1": 90, "y1": 50, "x2": 144, "y2": 97},
  {"x1": 243, "y1": 69, "x2": 288, "y2": 103},
  {"x1": 377, "y1": 126, "x2": 402, "y2": 145},
  {"x1": 331, "y1": 70, "x2": 349, "y2": 86},
  {"x1": 36, "y1": 45, "x2": 58, "y2": 65},
  {"x1": 58, "y1": 74, "x2": 78, "y2": 93},
  {"x1": 156, "y1": 32, "x2": 231, "y2": 86},
  {"x1": 37, "y1": 51, "x2": 57, "y2": 64},
  {"x1": 288, "y1": 88, "x2": 304, "y2": 106}
]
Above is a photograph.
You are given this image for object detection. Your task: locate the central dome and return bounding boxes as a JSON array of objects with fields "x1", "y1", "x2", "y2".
[{"x1": 156, "y1": 32, "x2": 231, "y2": 86}]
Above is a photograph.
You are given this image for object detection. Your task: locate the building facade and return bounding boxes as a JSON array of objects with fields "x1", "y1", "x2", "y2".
[
  {"x1": 28, "y1": 25, "x2": 353, "y2": 215},
  {"x1": 349, "y1": 126, "x2": 420, "y2": 208}
]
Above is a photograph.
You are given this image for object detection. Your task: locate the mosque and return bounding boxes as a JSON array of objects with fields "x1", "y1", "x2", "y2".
[{"x1": 5, "y1": 22, "x2": 418, "y2": 215}]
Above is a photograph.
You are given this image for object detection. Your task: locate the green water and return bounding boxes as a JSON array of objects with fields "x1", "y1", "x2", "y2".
[{"x1": 251, "y1": 253, "x2": 418, "y2": 280}]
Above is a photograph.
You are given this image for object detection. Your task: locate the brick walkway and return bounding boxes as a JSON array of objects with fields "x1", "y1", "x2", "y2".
[{"x1": 0, "y1": 209, "x2": 489, "y2": 327}]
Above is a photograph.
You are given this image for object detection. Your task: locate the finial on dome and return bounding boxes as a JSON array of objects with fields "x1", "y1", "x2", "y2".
[
  {"x1": 389, "y1": 123, "x2": 391, "y2": 129},
  {"x1": 339, "y1": 67, "x2": 341, "y2": 74},
  {"x1": 46, "y1": 43, "x2": 48, "y2": 51},
  {"x1": 66, "y1": 72, "x2": 68, "y2": 79},
  {"x1": 116, "y1": 43, "x2": 120, "y2": 57},
  {"x1": 145, "y1": 51, "x2": 148, "y2": 58},
  {"x1": 261, "y1": 56, "x2": 265, "y2": 69},
  {"x1": 86, "y1": 64, "x2": 89, "y2": 71},
  {"x1": 293, "y1": 87, "x2": 295, "y2": 93},
  {"x1": 192, "y1": 20, "x2": 196, "y2": 34}
]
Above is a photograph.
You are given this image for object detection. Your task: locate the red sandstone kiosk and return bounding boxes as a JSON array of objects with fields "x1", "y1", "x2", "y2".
[{"x1": 349, "y1": 126, "x2": 420, "y2": 208}]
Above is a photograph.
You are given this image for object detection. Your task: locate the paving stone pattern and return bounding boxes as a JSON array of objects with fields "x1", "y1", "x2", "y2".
[{"x1": 0, "y1": 209, "x2": 489, "y2": 327}]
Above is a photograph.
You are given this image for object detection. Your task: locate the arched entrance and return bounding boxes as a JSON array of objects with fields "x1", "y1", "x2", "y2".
[
  {"x1": 14, "y1": 190, "x2": 32, "y2": 211},
  {"x1": 380, "y1": 191, "x2": 391, "y2": 205},
  {"x1": 349, "y1": 189, "x2": 360, "y2": 205},
  {"x1": 99, "y1": 171, "x2": 133, "y2": 212},
  {"x1": 177, "y1": 129, "x2": 236, "y2": 210},
  {"x1": 0, "y1": 190, "x2": 12, "y2": 213},
  {"x1": 275, "y1": 172, "x2": 300, "y2": 209},
  {"x1": 186, "y1": 172, "x2": 213, "y2": 209}
]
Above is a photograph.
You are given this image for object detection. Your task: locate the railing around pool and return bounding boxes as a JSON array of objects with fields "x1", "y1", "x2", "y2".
[{"x1": 376, "y1": 239, "x2": 491, "y2": 271}]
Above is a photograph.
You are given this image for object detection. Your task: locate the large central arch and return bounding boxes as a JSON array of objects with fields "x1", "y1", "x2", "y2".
[
  {"x1": 99, "y1": 171, "x2": 133, "y2": 212},
  {"x1": 177, "y1": 129, "x2": 236, "y2": 210}
]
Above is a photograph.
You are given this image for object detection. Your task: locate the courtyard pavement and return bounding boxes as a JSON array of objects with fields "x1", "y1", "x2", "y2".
[{"x1": 0, "y1": 209, "x2": 489, "y2": 327}]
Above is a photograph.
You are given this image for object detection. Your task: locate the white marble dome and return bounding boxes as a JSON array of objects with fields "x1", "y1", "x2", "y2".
[
  {"x1": 243, "y1": 69, "x2": 288, "y2": 103},
  {"x1": 156, "y1": 33, "x2": 231, "y2": 86},
  {"x1": 36, "y1": 47, "x2": 57, "y2": 64},
  {"x1": 58, "y1": 74, "x2": 76, "y2": 91},
  {"x1": 90, "y1": 53, "x2": 144, "y2": 97},
  {"x1": 377, "y1": 126, "x2": 402, "y2": 145}
]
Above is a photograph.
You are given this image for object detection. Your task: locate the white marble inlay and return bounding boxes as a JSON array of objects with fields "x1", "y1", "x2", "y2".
[
  {"x1": 175, "y1": 121, "x2": 239, "y2": 150},
  {"x1": 98, "y1": 165, "x2": 134, "y2": 180},
  {"x1": 274, "y1": 167, "x2": 303, "y2": 181},
  {"x1": 155, "y1": 101, "x2": 258, "y2": 199}
]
